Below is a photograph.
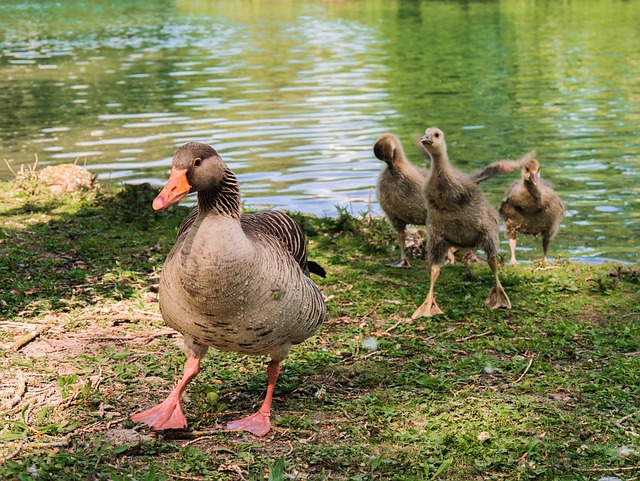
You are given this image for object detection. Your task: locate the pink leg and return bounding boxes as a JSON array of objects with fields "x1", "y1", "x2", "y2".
[
  {"x1": 227, "y1": 360, "x2": 280, "y2": 437},
  {"x1": 130, "y1": 357, "x2": 200, "y2": 430}
]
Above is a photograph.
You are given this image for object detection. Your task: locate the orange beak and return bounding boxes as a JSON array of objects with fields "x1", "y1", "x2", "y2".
[{"x1": 153, "y1": 167, "x2": 192, "y2": 210}]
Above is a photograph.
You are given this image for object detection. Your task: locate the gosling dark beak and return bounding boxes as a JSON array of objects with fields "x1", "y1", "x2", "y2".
[
  {"x1": 420, "y1": 133, "x2": 434, "y2": 146},
  {"x1": 153, "y1": 167, "x2": 192, "y2": 210},
  {"x1": 529, "y1": 171, "x2": 540, "y2": 186}
]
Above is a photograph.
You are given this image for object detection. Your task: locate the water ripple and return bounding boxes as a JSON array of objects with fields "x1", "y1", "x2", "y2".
[{"x1": 0, "y1": 1, "x2": 639, "y2": 262}]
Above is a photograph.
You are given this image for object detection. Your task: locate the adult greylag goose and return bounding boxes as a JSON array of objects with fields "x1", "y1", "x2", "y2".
[
  {"x1": 499, "y1": 157, "x2": 565, "y2": 265},
  {"x1": 374, "y1": 133, "x2": 531, "y2": 269},
  {"x1": 130, "y1": 142, "x2": 326, "y2": 436},
  {"x1": 412, "y1": 127, "x2": 512, "y2": 318}
]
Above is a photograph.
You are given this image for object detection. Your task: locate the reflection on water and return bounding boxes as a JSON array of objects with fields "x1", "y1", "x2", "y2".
[{"x1": 1, "y1": 0, "x2": 639, "y2": 263}]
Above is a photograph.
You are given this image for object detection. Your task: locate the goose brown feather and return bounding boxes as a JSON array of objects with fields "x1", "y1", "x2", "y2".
[
  {"x1": 499, "y1": 157, "x2": 565, "y2": 265},
  {"x1": 374, "y1": 134, "x2": 429, "y2": 268},
  {"x1": 178, "y1": 207, "x2": 323, "y2": 277},
  {"x1": 374, "y1": 133, "x2": 532, "y2": 268},
  {"x1": 412, "y1": 127, "x2": 511, "y2": 318}
]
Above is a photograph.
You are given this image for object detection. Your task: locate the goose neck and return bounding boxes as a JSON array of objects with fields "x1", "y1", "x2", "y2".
[
  {"x1": 197, "y1": 169, "x2": 241, "y2": 218},
  {"x1": 524, "y1": 180, "x2": 542, "y2": 204},
  {"x1": 429, "y1": 148, "x2": 451, "y2": 173}
]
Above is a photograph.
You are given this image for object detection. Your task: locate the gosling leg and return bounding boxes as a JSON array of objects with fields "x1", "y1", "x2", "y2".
[
  {"x1": 388, "y1": 230, "x2": 412, "y2": 268},
  {"x1": 485, "y1": 257, "x2": 511, "y2": 309},
  {"x1": 508, "y1": 238, "x2": 518, "y2": 266},
  {"x1": 412, "y1": 263, "x2": 444, "y2": 318},
  {"x1": 542, "y1": 236, "x2": 550, "y2": 263}
]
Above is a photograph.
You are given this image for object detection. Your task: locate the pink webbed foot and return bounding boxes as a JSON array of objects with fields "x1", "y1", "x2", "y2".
[
  {"x1": 227, "y1": 410, "x2": 271, "y2": 437},
  {"x1": 228, "y1": 359, "x2": 280, "y2": 437},
  {"x1": 130, "y1": 393, "x2": 187, "y2": 430},
  {"x1": 130, "y1": 356, "x2": 201, "y2": 431}
]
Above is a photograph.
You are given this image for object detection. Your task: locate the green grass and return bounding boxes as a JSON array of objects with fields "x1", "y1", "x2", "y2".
[{"x1": 0, "y1": 173, "x2": 638, "y2": 480}]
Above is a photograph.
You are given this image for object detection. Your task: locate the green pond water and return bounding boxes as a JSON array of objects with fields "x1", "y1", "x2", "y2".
[{"x1": 1, "y1": 0, "x2": 639, "y2": 263}]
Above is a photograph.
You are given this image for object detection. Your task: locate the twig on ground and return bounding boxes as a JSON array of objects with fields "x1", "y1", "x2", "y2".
[
  {"x1": 359, "y1": 301, "x2": 382, "y2": 321},
  {"x1": 91, "y1": 366, "x2": 103, "y2": 390},
  {"x1": 74, "y1": 330, "x2": 176, "y2": 343},
  {"x1": 3, "y1": 158, "x2": 16, "y2": 175},
  {"x1": 0, "y1": 441, "x2": 24, "y2": 465},
  {"x1": 179, "y1": 429, "x2": 229, "y2": 439},
  {"x1": 613, "y1": 410, "x2": 639, "y2": 429},
  {"x1": 511, "y1": 354, "x2": 535, "y2": 384},
  {"x1": 182, "y1": 436, "x2": 215, "y2": 447},
  {"x1": 361, "y1": 350, "x2": 379, "y2": 360},
  {"x1": 166, "y1": 473, "x2": 207, "y2": 480},
  {"x1": 573, "y1": 465, "x2": 640, "y2": 473},
  {"x1": 218, "y1": 464, "x2": 248, "y2": 481},
  {"x1": 500, "y1": 317, "x2": 514, "y2": 331},
  {"x1": 28, "y1": 436, "x2": 71, "y2": 449},
  {"x1": 429, "y1": 327, "x2": 458, "y2": 339},
  {"x1": 76, "y1": 312, "x2": 161, "y2": 324},
  {"x1": 131, "y1": 308, "x2": 162, "y2": 318},
  {"x1": 534, "y1": 265, "x2": 559, "y2": 272},
  {"x1": 10, "y1": 324, "x2": 51, "y2": 351},
  {"x1": 456, "y1": 329, "x2": 493, "y2": 342},
  {"x1": 0, "y1": 321, "x2": 43, "y2": 329},
  {"x1": 384, "y1": 319, "x2": 404, "y2": 333},
  {"x1": 1, "y1": 371, "x2": 26, "y2": 410},
  {"x1": 138, "y1": 330, "x2": 179, "y2": 344}
]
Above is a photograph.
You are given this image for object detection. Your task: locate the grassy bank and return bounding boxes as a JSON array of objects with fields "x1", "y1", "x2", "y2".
[{"x1": 0, "y1": 172, "x2": 639, "y2": 481}]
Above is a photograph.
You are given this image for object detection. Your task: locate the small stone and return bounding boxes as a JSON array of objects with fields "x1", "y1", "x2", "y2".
[
  {"x1": 38, "y1": 164, "x2": 96, "y2": 194},
  {"x1": 477, "y1": 431, "x2": 491, "y2": 442}
]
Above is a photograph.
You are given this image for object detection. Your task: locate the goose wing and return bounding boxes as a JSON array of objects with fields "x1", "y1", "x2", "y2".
[{"x1": 242, "y1": 210, "x2": 325, "y2": 278}]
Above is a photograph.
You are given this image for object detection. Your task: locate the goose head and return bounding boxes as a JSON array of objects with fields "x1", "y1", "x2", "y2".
[
  {"x1": 419, "y1": 127, "x2": 445, "y2": 155},
  {"x1": 153, "y1": 142, "x2": 226, "y2": 210},
  {"x1": 373, "y1": 134, "x2": 401, "y2": 167},
  {"x1": 522, "y1": 158, "x2": 540, "y2": 186}
]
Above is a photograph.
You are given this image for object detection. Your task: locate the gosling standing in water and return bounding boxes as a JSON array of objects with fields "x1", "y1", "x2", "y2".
[
  {"x1": 412, "y1": 127, "x2": 511, "y2": 318},
  {"x1": 499, "y1": 157, "x2": 565, "y2": 265}
]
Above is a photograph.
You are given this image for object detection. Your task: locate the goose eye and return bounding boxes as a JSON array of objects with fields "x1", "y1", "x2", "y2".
[
  {"x1": 193, "y1": 158, "x2": 202, "y2": 167},
  {"x1": 434, "y1": 132, "x2": 440, "y2": 138}
]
